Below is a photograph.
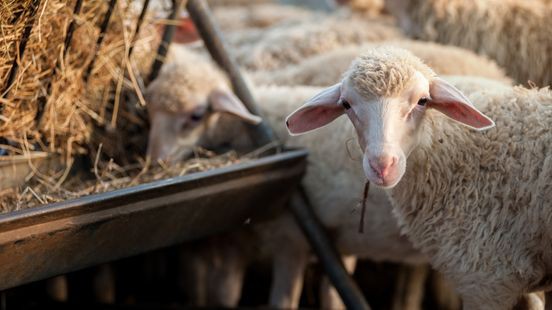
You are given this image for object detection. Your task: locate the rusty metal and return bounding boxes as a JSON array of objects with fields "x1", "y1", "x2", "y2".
[
  {"x1": 186, "y1": 0, "x2": 276, "y2": 147},
  {"x1": 290, "y1": 188, "x2": 371, "y2": 310},
  {"x1": 0, "y1": 150, "x2": 307, "y2": 291},
  {"x1": 0, "y1": 0, "x2": 41, "y2": 100},
  {"x1": 83, "y1": 0, "x2": 118, "y2": 83},
  {"x1": 148, "y1": 0, "x2": 180, "y2": 83}
]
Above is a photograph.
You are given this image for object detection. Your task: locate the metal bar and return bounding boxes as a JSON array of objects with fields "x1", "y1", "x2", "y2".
[
  {"x1": 83, "y1": 0, "x2": 118, "y2": 83},
  {"x1": 147, "y1": 0, "x2": 179, "y2": 83},
  {"x1": 289, "y1": 188, "x2": 371, "y2": 310},
  {"x1": 0, "y1": 0, "x2": 41, "y2": 99},
  {"x1": 185, "y1": 0, "x2": 276, "y2": 147},
  {"x1": 35, "y1": 0, "x2": 84, "y2": 124},
  {"x1": 128, "y1": 0, "x2": 151, "y2": 58},
  {"x1": 63, "y1": 0, "x2": 84, "y2": 56}
]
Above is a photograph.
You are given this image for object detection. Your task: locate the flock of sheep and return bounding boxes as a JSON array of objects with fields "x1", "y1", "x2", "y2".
[{"x1": 139, "y1": 0, "x2": 552, "y2": 309}]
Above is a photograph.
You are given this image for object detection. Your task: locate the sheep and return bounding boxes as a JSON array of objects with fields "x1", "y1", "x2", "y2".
[
  {"x1": 286, "y1": 46, "x2": 552, "y2": 309},
  {"x1": 251, "y1": 40, "x2": 512, "y2": 87},
  {"x1": 231, "y1": 15, "x2": 402, "y2": 70},
  {"x1": 211, "y1": 3, "x2": 314, "y2": 31},
  {"x1": 384, "y1": 0, "x2": 552, "y2": 86},
  {"x1": 145, "y1": 46, "x2": 439, "y2": 308}
]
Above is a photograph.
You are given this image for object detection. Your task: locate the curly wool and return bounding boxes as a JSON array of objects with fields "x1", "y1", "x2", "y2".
[
  {"x1": 145, "y1": 46, "x2": 228, "y2": 113},
  {"x1": 389, "y1": 85, "x2": 552, "y2": 307},
  {"x1": 233, "y1": 15, "x2": 402, "y2": 70},
  {"x1": 252, "y1": 40, "x2": 511, "y2": 87},
  {"x1": 390, "y1": 0, "x2": 552, "y2": 86},
  {"x1": 346, "y1": 46, "x2": 435, "y2": 98}
]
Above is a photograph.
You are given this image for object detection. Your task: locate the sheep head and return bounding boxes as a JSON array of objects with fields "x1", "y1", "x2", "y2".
[
  {"x1": 145, "y1": 63, "x2": 261, "y2": 163},
  {"x1": 286, "y1": 47, "x2": 494, "y2": 188}
]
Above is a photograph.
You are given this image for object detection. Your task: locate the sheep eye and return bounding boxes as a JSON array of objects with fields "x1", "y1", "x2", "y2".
[
  {"x1": 190, "y1": 111, "x2": 204, "y2": 121},
  {"x1": 417, "y1": 97, "x2": 429, "y2": 106},
  {"x1": 341, "y1": 100, "x2": 351, "y2": 110}
]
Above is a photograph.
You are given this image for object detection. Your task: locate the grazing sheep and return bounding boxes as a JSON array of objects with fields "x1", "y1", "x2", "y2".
[
  {"x1": 145, "y1": 46, "x2": 438, "y2": 308},
  {"x1": 251, "y1": 40, "x2": 511, "y2": 87},
  {"x1": 286, "y1": 46, "x2": 552, "y2": 309},
  {"x1": 384, "y1": 0, "x2": 552, "y2": 86},
  {"x1": 232, "y1": 15, "x2": 402, "y2": 70}
]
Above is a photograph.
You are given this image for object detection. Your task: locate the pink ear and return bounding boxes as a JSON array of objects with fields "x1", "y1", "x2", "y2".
[
  {"x1": 209, "y1": 89, "x2": 262, "y2": 125},
  {"x1": 429, "y1": 77, "x2": 495, "y2": 130},
  {"x1": 286, "y1": 83, "x2": 344, "y2": 135}
]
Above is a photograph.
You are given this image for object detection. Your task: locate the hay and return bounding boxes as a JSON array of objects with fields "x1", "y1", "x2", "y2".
[
  {"x1": 0, "y1": 148, "x2": 244, "y2": 213},
  {"x1": 0, "y1": 0, "x2": 159, "y2": 163}
]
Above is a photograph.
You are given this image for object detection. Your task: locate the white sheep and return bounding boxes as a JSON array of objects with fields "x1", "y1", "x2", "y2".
[
  {"x1": 251, "y1": 40, "x2": 512, "y2": 87},
  {"x1": 384, "y1": 0, "x2": 552, "y2": 86},
  {"x1": 145, "y1": 46, "x2": 435, "y2": 308},
  {"x1": 231, "y1": 15, "x2": 402, "y2": 70},
  {"x1": 286, "y1": 46, "x2": 552, "y2": 309}
]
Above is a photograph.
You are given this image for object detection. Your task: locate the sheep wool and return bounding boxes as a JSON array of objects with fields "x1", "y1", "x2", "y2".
[
  {"x1": 252, "y1": 40, "x2": 511, "y2": 87},
  {"x1": 388, "y1": 84, "x2": 552, "y2": 308},
  {"x1": 146, "y1": 45, "x2": 228, "y2": 113},
  {"x1": 387, "y1": 0, "x2": 552, "y2": 86},
  {"x1": 233, "y1": 15, "x2": 402, "y2": 70}
]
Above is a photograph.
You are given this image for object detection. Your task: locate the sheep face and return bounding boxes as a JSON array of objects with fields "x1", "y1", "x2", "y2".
[
  {"x1": 147, "y1": 103, "x2": 210, "y2": 163},
  {"x1": 286, "y1": 60, "x2": 494, "y2": 188},
  {"x1": 146, "y1": 88, "x2": 262, "y2": 164}
]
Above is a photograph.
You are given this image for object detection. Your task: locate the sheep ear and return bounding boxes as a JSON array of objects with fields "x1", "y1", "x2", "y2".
[
  {"x1": 429, "y1": 77, "x2": 495, "y2": 130},
  {"x1": 209, "y1": 89, "x2": 262, "y2": 125},
  {"x1": 286, "y1": 83, "x2": 344, "y2": 135}
]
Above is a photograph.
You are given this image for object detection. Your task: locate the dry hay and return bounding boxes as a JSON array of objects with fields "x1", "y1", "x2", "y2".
[
  {"x1": 0, "y1": 0, "x2": 160, "y2": 166},
  {"x1": 0, "y1": 148, "x2": 245, "y2": 213}
]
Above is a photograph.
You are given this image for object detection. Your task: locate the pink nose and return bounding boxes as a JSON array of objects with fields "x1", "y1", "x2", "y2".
[{"x1": 369, "y1": 155, "x2": 396, "y2": 179}]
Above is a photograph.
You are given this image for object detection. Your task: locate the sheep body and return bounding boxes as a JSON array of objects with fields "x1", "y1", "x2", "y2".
[
  {"x1": 319, "y1": 47, "x2": 552, "y2": 308},
  {"x1": 232, "y1": 15, "x2": 402, "y2": 70},
  {"x1": 386, "y1": 0, "x2": 552, "y2": 86},
  {"x1": 212, "y1": 3, "x2": 314, "y2": 31},
  {"x1": 251, "y1": 40, "x2": 511, "y2": 87},
  {"x1": 390, "y1": 84, "x2": 552, "y2": 308}
]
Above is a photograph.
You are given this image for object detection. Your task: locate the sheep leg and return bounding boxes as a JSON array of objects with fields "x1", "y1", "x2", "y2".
[
  {"x1": 269, "y1": 243, "x2": 309, "y2": 308},
  {"x1": 429, "y1": 269, "x2": 461, "y2": 310},
  {"x1": 92, "y1": 263, "x2": 116, "y2": 304},
  {"x1": 513, "y1": 292, "x2": 545, "y2": 310},
  {"x1": 545, "y1": 291, "x2": 552, "y2": 310},
  {"x1": 45, "y1": 275, "x2": 68, "y2": 302},
  {"x1": 320, "y1": 255, "x2": 358, "y2": 309},
  {"x1": 206, "y1": 242, "x2": 247, "y2": 307},
  {"x1": 392, "y1": 264, "x2": 429, "y2": 310}
]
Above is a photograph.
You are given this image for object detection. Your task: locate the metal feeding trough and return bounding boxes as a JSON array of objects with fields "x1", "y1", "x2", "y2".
[{"x1": 0, "y1": 149, "x2": 307, "y2": 290}]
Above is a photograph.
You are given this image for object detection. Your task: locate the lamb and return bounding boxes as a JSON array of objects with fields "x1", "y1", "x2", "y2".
[
  {"x1": 251, "y1": 40, "x2": 511, "y2": 87},
  {"x1": 384, "y1": 0, "x2": 552, "y2": 86},
  {"x1": 231, "y1": 15, "x2": 402, "y2": 70},
  {"x1": 286, "y1": 46, "x2": 552, "y2": 309},
  {"x1": 145, "y1": 46, "x2": 434, "y2": 308}
]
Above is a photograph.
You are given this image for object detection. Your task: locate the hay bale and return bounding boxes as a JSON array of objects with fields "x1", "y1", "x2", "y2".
[{"x1": 0, "y1": 0, "x2": 158, "y2": 156}]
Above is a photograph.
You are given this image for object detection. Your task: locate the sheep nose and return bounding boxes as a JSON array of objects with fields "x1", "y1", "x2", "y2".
[{"x1": 369, "y1": 155, "x2": 396, "y2": 179}]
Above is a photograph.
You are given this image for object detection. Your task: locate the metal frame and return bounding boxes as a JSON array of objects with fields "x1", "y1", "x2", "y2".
[{"x1": 0, "y1": 150, "x2": 307, "y2": 290}]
